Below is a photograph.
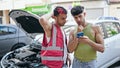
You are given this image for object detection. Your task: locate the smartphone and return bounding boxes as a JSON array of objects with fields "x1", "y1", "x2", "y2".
[{"x1": 76, "y1": 32, "x2": 84, "y2": 38}]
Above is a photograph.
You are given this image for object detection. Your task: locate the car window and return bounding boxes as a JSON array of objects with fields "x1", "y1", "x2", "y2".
[
  {"x1": 104, "y1": 22, "x2": 119, "y2": 38},
  {"x1": 0, "y1": 26, "x2": 16, "y2": 35},
  {"x1": 115, "y1": 23, "x2": 120, "y2": 32},
  {"x1": 8, "y1": 27, "x2": 16, "y2": 34},
  {"x1": 0, "y1": 26, "x2": 8, "y2": 35}
]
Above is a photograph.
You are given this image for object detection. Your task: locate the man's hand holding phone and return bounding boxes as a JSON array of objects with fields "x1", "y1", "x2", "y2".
[{"x1": 76, "y1": 32, "x2": 84, "y2": 38}]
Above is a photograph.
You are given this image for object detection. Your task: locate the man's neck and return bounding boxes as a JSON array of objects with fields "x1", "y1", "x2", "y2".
[
  {"x1": 82, "y1": 22, "x2": 88, "y2": 28},
  {"x1": 55, "y1": 23, "x2": 61, "y2": 28}
]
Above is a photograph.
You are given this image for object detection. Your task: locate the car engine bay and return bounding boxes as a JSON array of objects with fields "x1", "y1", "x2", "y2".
[{"x1": 0, "y1": 42, "x2": 48, "y2": 68}]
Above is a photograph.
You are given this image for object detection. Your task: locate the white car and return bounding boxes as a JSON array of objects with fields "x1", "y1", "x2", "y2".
[{"x1": 93, "y1": 16, "x2": 120, "y2": 68}]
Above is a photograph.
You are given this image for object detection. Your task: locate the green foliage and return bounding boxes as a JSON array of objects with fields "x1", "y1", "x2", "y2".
[{"x1": 108, "y1": 27, "x2": 118, "y2": 36}]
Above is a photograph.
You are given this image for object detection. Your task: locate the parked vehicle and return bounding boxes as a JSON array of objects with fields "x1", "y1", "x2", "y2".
[
  {"x1": 0, "y1": 10, "x2": 47, "y2": 68},
  {"x1": 0, "y1": 24, "x2": 33, "y2": 58},
  {"x1": 94, "y1": 16, "x2": 120, "y2": 68}
]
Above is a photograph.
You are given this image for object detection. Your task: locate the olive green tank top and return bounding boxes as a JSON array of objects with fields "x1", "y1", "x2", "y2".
[{"x1": 74, "y1": 23, "x2": 96, "y2": 62}]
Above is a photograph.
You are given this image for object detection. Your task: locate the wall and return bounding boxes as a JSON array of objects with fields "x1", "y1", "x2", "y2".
[
  {"x1": 52, "y1": 0, "x2": 109, "y2": 25},
  {"x1": 109, "y1": 4, "x2": 120, "y2": 19}
]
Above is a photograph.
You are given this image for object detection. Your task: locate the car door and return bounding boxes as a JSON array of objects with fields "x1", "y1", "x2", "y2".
[
  {"x1": 0, "y1": 26, "x2": 17, "y2": 56},
  {"x1": 95, "y1": 22, "x2": 109, "y2": 68},
  {"x1": 104, "y1": 22, "x2": 120, "y2": 60},
  {"x1": 97, "y1": 21, "x2": 120, "y2": 68},
  {"x1": 0, "y1": 26, "x2": 11, "y2": 56},
  {"x1": 110, "y1": 22, "x2": 120, "y2": 57}
]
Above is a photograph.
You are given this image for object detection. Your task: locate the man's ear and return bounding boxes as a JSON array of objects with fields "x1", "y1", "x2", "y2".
[
  {"x1": 51, "y1": 15, "x2": 55, "y2": 19},
  {"x1": 84, "y1": 12, "x2": 86, "y2": 17},
  {"x1": 52, "y1": 15, "x2": 57, "y2": 20}
]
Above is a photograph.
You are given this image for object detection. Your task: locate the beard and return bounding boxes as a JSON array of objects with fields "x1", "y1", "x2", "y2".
[
  {"x1": 57, "y1": 21, "x2": 65, "y2": 26},
  {"x1": 77, "y1": 19, "x2": 85, "y2": 25},
  {"x1": 59, "y1": 23, "x2": 65, "y2": 26},
  {"x1": 56, "y1": 22, "x2": 65, "y2": 27}
]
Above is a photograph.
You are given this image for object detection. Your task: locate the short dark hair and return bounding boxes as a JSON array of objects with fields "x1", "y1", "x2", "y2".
[
  {"x1": 54, "y1": 6, "x2": 67, "y2": 16},
  {"x1": 71, "y1": 5, "x2": 84, "y2": 16}
]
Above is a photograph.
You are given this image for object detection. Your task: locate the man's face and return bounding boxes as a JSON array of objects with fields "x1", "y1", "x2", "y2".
[
  {"x1": 55, "y1": 14, "x2": 67, "y2": 26},
  {"x1": 73, "y1": 12, "x2": 86, "y2": 25}
]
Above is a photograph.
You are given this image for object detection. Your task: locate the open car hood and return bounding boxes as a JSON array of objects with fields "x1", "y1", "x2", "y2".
[{"x1": 9, "y1": 10, "x2": 44, "y2": 33}]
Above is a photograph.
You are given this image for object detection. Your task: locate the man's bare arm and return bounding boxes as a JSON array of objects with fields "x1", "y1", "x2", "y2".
[
  {"x1": 39, "y1": 13, "x2": 52, "y2": 37},
  {"x1": 67, "y1": 30, "x2": 79, "y2": 53},
  {"x1": 87, "y1": 26, "x2": 104, "y2": 53}
]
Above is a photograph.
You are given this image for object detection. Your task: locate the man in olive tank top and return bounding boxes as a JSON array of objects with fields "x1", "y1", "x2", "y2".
[{"x1": 67, "y1": 5, "x2": 104, "y2": 68}]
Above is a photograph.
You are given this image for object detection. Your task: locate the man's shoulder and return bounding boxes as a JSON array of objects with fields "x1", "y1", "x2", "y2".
[
  {"x1": 89, "y1": 23, "x2": 99, "y2": 29},
  {"x1": 88, "y1": 23, "x2": 100, "y2": 33}
]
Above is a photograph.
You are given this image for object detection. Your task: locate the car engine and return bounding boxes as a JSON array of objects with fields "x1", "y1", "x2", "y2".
[{"x1": 0, "y1": 42, "x2": 48, "y2": 68}]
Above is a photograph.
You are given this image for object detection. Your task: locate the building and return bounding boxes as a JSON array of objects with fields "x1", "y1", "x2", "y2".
[
  {"x1": 0, "y1": 0, "x2": 120, "y2": 24},
  {"x1": 0, "y1": 0, "x2": 47, "y2": 24}
]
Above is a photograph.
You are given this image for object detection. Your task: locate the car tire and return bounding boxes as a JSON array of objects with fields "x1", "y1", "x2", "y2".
[{"x1": 11, "y1": 43, "x2": 25, "y2": 51}]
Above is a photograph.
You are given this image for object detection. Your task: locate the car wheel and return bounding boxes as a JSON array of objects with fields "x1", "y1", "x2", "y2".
[{"x1": 11, "y1": 43, "x2": 25, "y2": 51}]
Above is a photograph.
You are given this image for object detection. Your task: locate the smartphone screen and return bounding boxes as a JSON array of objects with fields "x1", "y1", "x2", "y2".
[{"x1": 77, "y1": 32, "x2": 84, "y2": 38}]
